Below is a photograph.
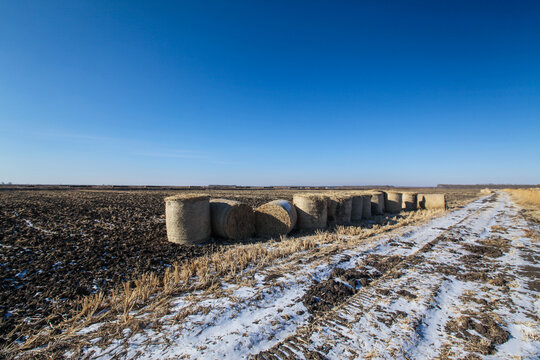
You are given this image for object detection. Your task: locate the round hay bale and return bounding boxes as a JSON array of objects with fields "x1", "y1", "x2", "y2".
[
  {"x1": 327, "y1": 195, "x2": 352, "y2": 226},
  {"x1": 361, "y1": 194, "x2": 372, "y2": 218},
  {"x1": 402, "y1": 192, "x2": 417, "y2": 211},
  {"x1": 351, "y1": 195, "x2": 364, "y2": 222},
  {"x1": 210, "y1": 199, "x2": 255, "y2": 239},
  {"x1": 417, "y1": 193, "x2": 446, "y2": 210},
  {"x1": 385, "y1": 192, "x2": 402, "y2": 213},
  {"x1": 255, "y1": 199, "x2": 297, "y2": 237},
  {"x1": 293, "y1": 194, "x2": 328, "y2": 230},
  {"x1": 165, "y1": 194, "x2": 211, "y2": 244},
  {"x1": 370, "y1": 191, "x2": 385, "y2": 215}
]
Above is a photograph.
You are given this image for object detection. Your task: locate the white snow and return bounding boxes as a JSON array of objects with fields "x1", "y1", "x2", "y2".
[{"x1": 69, "y1": 193, "x2": 539, "y2": 359}]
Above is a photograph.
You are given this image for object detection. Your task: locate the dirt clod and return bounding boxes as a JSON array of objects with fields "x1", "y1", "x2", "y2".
[
  {"x1": 445, "y1": 314, "x2": 509, "y2": 355},
  {"x1": 463, "y1": 244, "x2": 503, "y2": 258}
]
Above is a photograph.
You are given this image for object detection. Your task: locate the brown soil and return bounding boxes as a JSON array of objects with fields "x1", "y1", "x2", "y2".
[
  {"x1": 479, "y1": 236, "x2": 511, "y2": 253},
  {"x1": 463, "y1": 244, "x2": 503, "y2": 258},
  {"x1": 302, "y1": 277, "x2": 356, "y2": 314},
  {"x1": 396, "y1": 289, "x2": 417, "y2": 299},
  {"x1": 364, "y1": 254, "x2": 405, "y2": 273},
  {"x1": 0, "y1": 191, "x2": 225, "y2": 345},
  {"x1": 301, "y1": 267, "x2": 377, "y2": 314},
  {"x1": 445, "y1": 314, "x2": 509, "y2": 355},
  {"x1": 302, "y1": 255, "x2": 405, "y2": 315}
]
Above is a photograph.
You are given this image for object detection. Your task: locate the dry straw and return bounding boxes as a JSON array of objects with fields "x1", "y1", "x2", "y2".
[
  {"x1": 370, "y1": 191, "x2": 385, "y2": 215},
  {"x1": 255, "y1": 199, "x2": 297, "y2": 237},
  {"x1": 293, "y1": 193, "x2": 328, "y2": 230},
  {"x1": 506, "y1": 188, "x2": 540, "y2": 222},
  {"x1": 327, "y1": 194, "x2": 353, "y2": 226},
  {"x1": 361, "y1": 194, "x2": 372, "y2": 218},
  {"x1": 385, "y1": 192, "x2": 403, "y2": 213},
  {"x1": 11, "y1": 205, "x2": 448, "y2": 358},
  {"x1": 210, "y1": 199, "x2": 255, "y2": 239},
  {"x1": 351, "y1": 195, "x2": 364, "y2": 222},
  {"x1": 402, "y1": 192, "x2": 418, "y2": 211},
  {"x1": 165, "y1": 194, "x2": 211, "y2": 244},
  {"x1": 417, "y1": 193, "x2": 446, "y2": 210}
]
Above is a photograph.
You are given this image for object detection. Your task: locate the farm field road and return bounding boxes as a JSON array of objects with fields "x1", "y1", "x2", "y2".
[
  {"x1": 73, "y1": 192, "x2": 540, "y2": 360},
  {"x1": 255, "y1": 193, "x2": 540, "y2": 360}
]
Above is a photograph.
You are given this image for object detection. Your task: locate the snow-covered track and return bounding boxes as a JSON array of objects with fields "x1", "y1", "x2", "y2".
[
  {"x1": 253, "y1": 193, "x2": 539, "y2": 359},
  {"x1": 44, "y1": 193, "x2": 538, "y2": 360}
]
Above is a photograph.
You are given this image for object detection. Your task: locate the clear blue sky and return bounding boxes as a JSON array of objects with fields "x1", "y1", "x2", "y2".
[{"x1": 1, "y1": 1, "x2": 539, "y2": 186}]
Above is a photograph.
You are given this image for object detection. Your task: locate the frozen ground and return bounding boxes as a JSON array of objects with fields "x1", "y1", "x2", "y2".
[{"x1": 70, "y1": 193, "x2": 540, "y2": 359}]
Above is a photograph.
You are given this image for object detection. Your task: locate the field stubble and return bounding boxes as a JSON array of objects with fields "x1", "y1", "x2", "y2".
[
  {"x1": 0, "y1": 188, "x2": 479, "y2": 356},
  {"x1": 506, "y1": 188, "x2": 540, "y2": 223}
]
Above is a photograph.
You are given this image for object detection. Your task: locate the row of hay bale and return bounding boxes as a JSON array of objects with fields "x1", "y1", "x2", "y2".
[
  {"x1": 165, "y1": 194, "x2": 299, "y2": 244},
  {"x1": 164, "y1": 191, "x2": 446, "y2": 244},
  {"x1": 295, "y1": 191, "x2": 446, "y2": 229}
]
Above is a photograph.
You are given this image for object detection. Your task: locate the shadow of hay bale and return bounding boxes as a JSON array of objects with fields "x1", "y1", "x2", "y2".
[
  {"x1": 210, "y1": 199, "x2": 255, "y2": 240},
  {"x1": 370, "y1": 191, "x2": 385, "y2": 215},
  {"x1": 293, "y1": 194, "x2": 328, "y2": 230},
  {"x1": 402, "y1": 192, "x2": 418, "y2": 211},
  {"x1": 385, "y1": 192, "x2": 403, "y2": 214}
]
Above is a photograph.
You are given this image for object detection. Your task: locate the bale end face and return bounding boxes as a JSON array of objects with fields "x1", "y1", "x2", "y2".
[
  {"x1": 402, "y1": 192, "x2": 418, "y2": 211},
  {"x1": 369, "y1": 191, "x2": 385, "y2": 215},
  {"x1": 255, "y1": 199, "x2": 297, "y2": 237}
]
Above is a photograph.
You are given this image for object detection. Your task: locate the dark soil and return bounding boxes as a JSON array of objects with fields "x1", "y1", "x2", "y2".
[
  {"x1": 0, "y1": 190, "x2": 228, "y2": 345},
  {"x1": 301, "y1": 267, "x2": 376, "y2": 314},
  {"x1": 375, "y1": 306, "x2": 408, "y2": 326},
  {"x1": 302, "y1": 255, "x2": 404, "y2": 315},
  {"x1": 302, "y1": 277, "x2": 356, "y2": 314},
  {"x1": 463, "y1": 244, "x2": 503, "y2": 258},
  {"x1": 364, "y1": 254, "x2": 404, "y2": 273},
  {"x1": 445, "y1": 314, "x2": 509, "y2": 355},
  {"x1": 396, "y1": 289, "x2": 417, "y2": 299}
]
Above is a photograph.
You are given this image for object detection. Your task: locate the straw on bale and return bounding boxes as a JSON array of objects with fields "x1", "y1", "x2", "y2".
[
  {"x1": 327, "y1": 194, "x2": 352, "y2": 226},
  {"x1": 402, "y1": 192, "x2": 418, "y2": 211},
  {"x1": 361, "y1": 194, "x2": 372, "y2": 218},
  {"x1": 210, "y1": 199, "x2": 255, "y2": 239},
  {"x1": 351, "y1": 195, "x2": 364, "y2": 222},
  {"x1": 165, "y1": 194, "x2": 211, "y2": 244},
  {"x1": 417, "y1": 193, "x2": 446, "y2": 210},
  {"x1": 255, "y1": 199, "x2": 297, "y2": 237},
  {"x1": 480, "y1": 188, "x2": 492, "y2": 194},
  {"x1": 370, "y1": 191, "x2": 385, "y2": 215},
  {"x1": 293, "y1": 194, "x2": 328, "y2": 230},
  {"x1": 385, "y1": 192, "x2": 403, "y2": 213}
]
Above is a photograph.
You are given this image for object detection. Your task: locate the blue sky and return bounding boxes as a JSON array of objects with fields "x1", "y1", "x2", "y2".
[{"x1": 1, "y1": 1, "x2": 539, "y2": 186}]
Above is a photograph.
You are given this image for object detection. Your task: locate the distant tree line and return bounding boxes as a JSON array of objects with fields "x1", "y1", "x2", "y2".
[
  {"x1": 437, "y1": 184, "x2": 539, "y2": 189},
  {"x1": 1, "y1": 183, "x2": 537, "y2": 191}
]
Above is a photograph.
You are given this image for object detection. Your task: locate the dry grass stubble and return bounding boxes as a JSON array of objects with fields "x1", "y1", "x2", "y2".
[
  {"x1": 5, "y1": 208, "x2": 445, "y2": 359},
  {"x1": 506, "y1": 188, "x2": 540, "y2": 223}
]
